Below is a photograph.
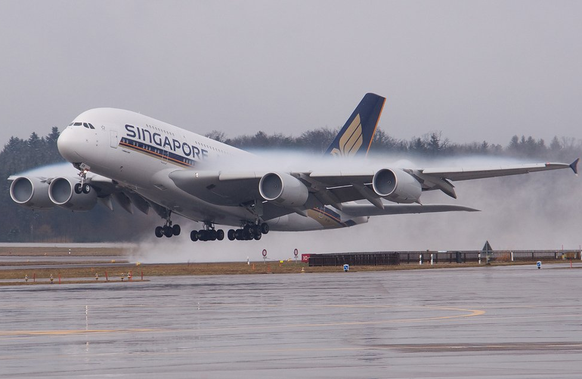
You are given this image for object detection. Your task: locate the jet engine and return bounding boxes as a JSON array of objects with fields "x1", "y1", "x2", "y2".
[
  {"x1": 259, "y1": 172, "x2": 309, "y2": 208},
  {"x1": 372, "y1": 168, "x2": 422, "y2": 203},
  {"x1": 48, "y1": 177, "x2": 98, "y2": 211},
  {"x1": 10, "y1": 177, "x2": 54, "y2": 210}
]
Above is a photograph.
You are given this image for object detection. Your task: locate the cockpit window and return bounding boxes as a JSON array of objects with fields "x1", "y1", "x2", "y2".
[{"x1": 71, "y1": 121, "x2": 95, "y2": 129}]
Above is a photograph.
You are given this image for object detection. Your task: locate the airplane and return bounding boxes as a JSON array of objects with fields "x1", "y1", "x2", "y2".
[{"x1": 8, "y1": 93, "x2": 579, "y2": 242}]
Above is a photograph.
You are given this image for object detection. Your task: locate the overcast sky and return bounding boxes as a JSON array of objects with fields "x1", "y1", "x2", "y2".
[{"x1": 1, "y1": 0, "x2": 581, "y2": 148}]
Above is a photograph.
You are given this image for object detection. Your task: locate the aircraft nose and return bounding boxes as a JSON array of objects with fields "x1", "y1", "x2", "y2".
[{"x1": 57, "y1": 128, "x2": 84, "y2": 163}]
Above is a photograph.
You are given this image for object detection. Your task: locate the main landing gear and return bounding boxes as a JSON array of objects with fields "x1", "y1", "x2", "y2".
[
  {"x1": 190, "y1": 225, "x2": 225, "y2": 242},
  {"x1": 227, "y1": 223, "x2": 269, "y2": 241},
  {"x1": 189, "y1": 222, "x2": 270, "y2": 242},
  {"x1": 155, "y1": 212, "x2": 181, "y2": 238}
]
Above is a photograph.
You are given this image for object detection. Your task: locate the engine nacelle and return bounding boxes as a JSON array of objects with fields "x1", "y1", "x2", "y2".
[
  {"x1": 10, "y1": 177, "x2": 54, "y2": 210},
  {"x1": 48, "y1": 177, "x2": 97, "y2": 211},
  {"x1": 259, "y1": 172, "x2": 309, "y2": 208},
  {"x1": 372, "y1": 168, "x2": 422, "y2": 203}
]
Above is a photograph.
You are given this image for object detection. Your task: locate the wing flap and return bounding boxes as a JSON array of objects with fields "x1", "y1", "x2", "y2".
[{"x1": 169, "y1": 170, "x2": 262, "y2": 206}]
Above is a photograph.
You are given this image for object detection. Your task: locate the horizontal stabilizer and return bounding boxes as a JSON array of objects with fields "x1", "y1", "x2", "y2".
[{"x1": 341, "y1": 203, "x2": 479, "y2": 217}]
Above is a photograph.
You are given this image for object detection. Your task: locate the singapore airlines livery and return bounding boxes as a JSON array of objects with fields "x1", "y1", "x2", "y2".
[{"x1": 9, "y1": 94, "x2": 579, "y2": 242}]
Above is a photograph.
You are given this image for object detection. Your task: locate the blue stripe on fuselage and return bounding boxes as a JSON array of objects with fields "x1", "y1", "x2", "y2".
[{"x1": 119, "y1": 137, "x2": 195, "y2": 167}]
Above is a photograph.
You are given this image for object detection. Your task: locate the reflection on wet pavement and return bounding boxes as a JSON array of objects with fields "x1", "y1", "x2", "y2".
[{"x1": 1, "y1": 265, "x2": 581, "y2": 378}]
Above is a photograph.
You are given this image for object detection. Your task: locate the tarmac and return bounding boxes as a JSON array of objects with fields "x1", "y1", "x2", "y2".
[{"x1": 1, "y1": 263, "x2": 581, "y2": 378}]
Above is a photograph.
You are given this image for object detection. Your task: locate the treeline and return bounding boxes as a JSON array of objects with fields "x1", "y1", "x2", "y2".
[
  {"x1": 209, "y1": 128, "x2": 581, "y2": 162},
  {"x1": 1, "y1": 127, "x2": 580, "y2": 242}
]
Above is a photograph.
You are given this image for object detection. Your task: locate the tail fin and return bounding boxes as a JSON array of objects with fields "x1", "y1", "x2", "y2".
[{"x1": 324, "y1": 93, "x2": 386, "y2": 157}]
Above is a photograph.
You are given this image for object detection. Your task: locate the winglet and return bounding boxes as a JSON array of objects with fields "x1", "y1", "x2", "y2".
[
  {"x1": 570, "y1": 158, "x2": 579, "y2": 175},
  {"x1": 324, "y1": 93, "x2": 386, "y2": 157}
]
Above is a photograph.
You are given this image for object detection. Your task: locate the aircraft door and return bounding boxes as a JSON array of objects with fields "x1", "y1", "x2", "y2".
[{"x1": 110, "y1": 131, "x2": 119, "y2": 148}]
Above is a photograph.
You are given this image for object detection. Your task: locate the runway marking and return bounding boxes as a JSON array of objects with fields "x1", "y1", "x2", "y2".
[
  {"x1": 371, "y1": 342, "x2": 582, "y2": 353},
  {"x1": 0, "y1": 328, "x2": 159, "y2": 337},
  {"x1": 274, "y1": 306, "x2": 485, "y2": 328},
  {"x1": 4, "y1": 341, "x2": 582, "y2": 362},
  {"x1": 0, "y1": 305, "x2": 484, "y2": 337}
]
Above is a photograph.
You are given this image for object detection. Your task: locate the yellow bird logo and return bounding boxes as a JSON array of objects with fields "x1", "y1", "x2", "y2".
[{"x1": 330, "y1": 114, "x2": 363, "y2": 157}]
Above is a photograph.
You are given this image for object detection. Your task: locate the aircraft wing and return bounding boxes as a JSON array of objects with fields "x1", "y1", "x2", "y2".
[
  {"x1": 169, "y1": 170, "x2": 264, "y2": 206},
  {"x1": 420, "y1": 160, "x2": 578, "y2": 182},
  {"x1": 341, "y1": 203, "x2": 479, "y2": 217},
  {"x1": 169, "y1": 159, "x2": 578, "y2": 212}
]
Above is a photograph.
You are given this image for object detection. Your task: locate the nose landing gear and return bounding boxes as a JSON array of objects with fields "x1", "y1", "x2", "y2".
[{"x1": 74, "y1": 164, "x2": 92, "y2": 194}]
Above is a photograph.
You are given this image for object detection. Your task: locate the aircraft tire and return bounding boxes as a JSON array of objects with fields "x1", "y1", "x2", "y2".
[
  {"x1": 217, "y1": 229, "x2": 225, "y2": 241},
  {"x1": 155, "y1": 226, "x2": 164, "y2": 238},
  {"x1": 163, "y1": 226, "x2": 173, "y2": 238},
  {"x1": 82, "y1": 183, "x2": 91, "y2": 194},
  {"x1": 261, "y1": 223, "x2": 269, "y2": 234},
  {"x1": 227, "y1": 229, "x2": 236, "y2": 241},
  {"x1": 172, "y1": 224, "x2": 181, "y2": 236},
  {"x1": 74, "y1": 183, "x2": 83, "y2": 194},
  {"x1": 190, "y1": 230, "x2": 198, "y2": 241},
  {"x1": 254, "y1": 232, "x2": 262, "y2": 241}
]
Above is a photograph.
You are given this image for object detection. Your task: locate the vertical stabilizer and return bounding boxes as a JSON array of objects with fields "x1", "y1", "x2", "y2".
[{"x1": 324, "y1": 93, "x2": 386, "y2": 157}]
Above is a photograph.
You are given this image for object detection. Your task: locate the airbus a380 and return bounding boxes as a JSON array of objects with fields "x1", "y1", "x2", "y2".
[{"x1": 9, "y1": 94, "x2": 579, "y2": 242}]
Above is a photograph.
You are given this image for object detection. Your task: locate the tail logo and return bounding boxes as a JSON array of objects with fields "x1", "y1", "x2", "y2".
[{"x1": 330, "y1": 114, "x2": 363, "y2": 157}]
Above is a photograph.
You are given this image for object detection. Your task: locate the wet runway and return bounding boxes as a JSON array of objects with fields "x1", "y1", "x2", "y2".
[{"x1": 1, "y1": 264, "x2": 581, "y2": 378}]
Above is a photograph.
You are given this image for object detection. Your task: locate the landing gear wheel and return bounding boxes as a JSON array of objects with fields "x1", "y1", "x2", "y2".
[
  {"x1": 261, "y1": 223, "x2": 269, "y2": 234},
  {"x1": 172, "y1": 224, "x2": 181, "y2": 236},
  {"x1": 190, "y1": 230, "x2": 198, "y2": 241},
  {"x1": 198, "y1": 230, "x2": 207, "y2": 241},
  {"x1": 155, "y1": 226, "x2": 164, "y2": 238},
  {"x1": 217, "y1": 229, "x2": 225, "y2": 241},
  {"x1": 74, "y1": 183, "x2": 83, "y2": 194},
  {"x1": 228, "y1": 229, "x2": 236, "y2": 241},
  {"x1": 254, "y1": 232, "x2": 262, "y2": 241},
  {"x1": 82, "y1": 183, "x2": 91, "y2": 194},
  {"x1": 163, "y1": 226, "x2": 173, "y2": 238}
]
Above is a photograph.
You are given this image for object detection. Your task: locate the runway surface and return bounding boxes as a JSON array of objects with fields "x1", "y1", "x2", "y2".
[{"x1": 1, "y1": 264, "x2": 581, "y2": 378}]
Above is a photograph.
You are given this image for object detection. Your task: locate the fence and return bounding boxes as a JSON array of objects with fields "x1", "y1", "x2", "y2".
[{"x1": 308, "y1": 250, "x2": 580, "y2": 267}]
